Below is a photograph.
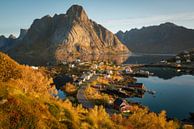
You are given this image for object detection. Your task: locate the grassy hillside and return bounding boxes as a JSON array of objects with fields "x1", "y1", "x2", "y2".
[
  {"x1": 0, "y1": 52, "x2": 181, "y2": 129},
  {"x1": 0, "y1": 52, "x2": 21, "y2": 82}
]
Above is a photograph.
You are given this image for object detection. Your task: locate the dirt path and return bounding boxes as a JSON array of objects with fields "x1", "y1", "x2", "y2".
[{"x1": 76, "y1": 75, "x2": 97, "y2": 108}]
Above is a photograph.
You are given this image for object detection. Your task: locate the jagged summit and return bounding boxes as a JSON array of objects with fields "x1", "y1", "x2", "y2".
[
  {"x1": 117, "y1": 30, "x2": 124, "y2": 34},
  {"x1": 0, "y1": 35, "x2": 6, "y2": 39},
  {"x1": 159, "y1": 22, "x2": 176, "y2": 27},
  {"x1": 66, "y1": 5, "x2": 88, "y2": 22},
  {"x1": 116, "y1": 22, "x2": 194, "y2": 54},
  {"x1": 8, "y1": 34, "x2": 16, "y2": 39},
  {"x1": 18, "y1": 29, "x2": 28, "y2": 40},
  {"x1": 1, "y1": 5, "x2": 129, "y2": 65}
]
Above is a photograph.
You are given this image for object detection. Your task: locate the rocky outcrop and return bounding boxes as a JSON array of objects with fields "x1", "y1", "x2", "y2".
[
  {"x1": 116, "y1": 22, "x2": 194, "y2": 54},
  {"x1": 18, "y1": 29, "x2": 28, "y2": 40},
  {"x1": 0, "y1": 36, "x2": 7, "y2": 49},
  {"x1": 4, "y1": 5, "x2": 129, "y2": 65},
  {"x1": 0, "y1": 35, "x2": 16, "y2": 52}
]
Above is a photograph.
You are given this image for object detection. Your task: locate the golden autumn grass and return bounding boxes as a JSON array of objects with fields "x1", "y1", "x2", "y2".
[
  {"x1": 0, "y1": 52, "x2": 184, "y2": 129},
  {"x1": 85, "y1": 85, "x2": 110, "y2": 106},
  {"x1": 61, "y1": 83, "x2": 77, "y2": 95}
]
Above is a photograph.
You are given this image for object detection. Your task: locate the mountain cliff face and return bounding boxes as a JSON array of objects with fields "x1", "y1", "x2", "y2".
[
  {"x1": 0, "y1": 35, "x2": 16, "y2": 52},
  {"x1": 5, "y1": 5, "x2": 129, "y2": 65},
  {"x1": 116, "y1": 22, "x2": 194, "y2": 54}
]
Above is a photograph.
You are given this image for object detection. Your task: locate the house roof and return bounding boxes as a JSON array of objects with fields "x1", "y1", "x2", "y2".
[{"x1": 114, "y1": 98, "x2": 125, "y2": 106}]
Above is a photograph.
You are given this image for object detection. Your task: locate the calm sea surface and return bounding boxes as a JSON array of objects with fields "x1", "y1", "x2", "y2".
[
  {"x1": 127, "y1": 67, "x2": 194, "y2": 120},
  {"x1": 123, "y1": 53, "x2": 174, "y2": 64},
  {"x1": 61, "y1": 54, "x2": 194, "y2": 119}
]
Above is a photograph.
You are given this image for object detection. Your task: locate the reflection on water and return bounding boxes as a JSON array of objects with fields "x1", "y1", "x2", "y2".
[
  {"x1": 62, "y1": 53, "x2": 174, "y2": 65},
  {"x1": 63, "y1": 54, "x2": 130, "y2": 64},
  {"x1": 128, "y1": 73, "x2": 194, "y2": 120},
  {"x1": 124, "y1": 53, "x2": 174, "y2": 64},
  {"x1": 62, "y1": 54, "x2": 174, "y2": 64},
  {"x1": 140, "y1": 67, "x2": 194, "y2": 80},
  {"x1": 61, "y1": 54, "x2": 194, "y2": 119},
  {"x1": 57, "y1": 89, "x2": 66, "y2": 100}
]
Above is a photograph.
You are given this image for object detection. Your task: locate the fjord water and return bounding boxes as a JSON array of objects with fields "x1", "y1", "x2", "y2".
[
  {"x1": 128, "y1": 68, "x2": 194, "y2": 120},
  {"x1": 124, "y1": 53, "x2": 175, "y2": 64}
]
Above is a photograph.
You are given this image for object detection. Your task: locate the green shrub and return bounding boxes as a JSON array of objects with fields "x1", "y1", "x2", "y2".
[{"x1": 47, "y1": 103, "x2": 60, "y2": 117}]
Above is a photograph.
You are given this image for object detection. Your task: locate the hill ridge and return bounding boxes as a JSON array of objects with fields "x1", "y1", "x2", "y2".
[{"x1": 116, "y1": 22, "x2": 194, "y2": 54}]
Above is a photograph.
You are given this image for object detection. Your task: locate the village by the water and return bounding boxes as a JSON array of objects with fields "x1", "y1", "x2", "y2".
[{"x1": 29, "y1": 50, "x2": 194, "y2": 124}]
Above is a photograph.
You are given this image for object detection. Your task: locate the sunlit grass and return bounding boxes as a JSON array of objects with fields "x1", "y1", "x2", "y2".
[{"x1": 0, "y1": 52, "x2": 181, "y2": 129}]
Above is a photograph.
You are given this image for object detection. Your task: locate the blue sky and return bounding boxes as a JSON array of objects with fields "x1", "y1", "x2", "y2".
[{"x1": 1, "y1": 0, "x2": 194, "y2": 37}]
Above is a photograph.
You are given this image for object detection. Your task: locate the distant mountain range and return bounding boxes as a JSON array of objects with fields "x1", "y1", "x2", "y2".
[
  {"x1": 116, "y1": 22, "x2": 194, "y2": 54},
  {"x1": 0, "y1": 5, "x2": 129, "y2": 65},
  {"x1": 2, "y1": 5, "x2": 194, "y2": 65}
]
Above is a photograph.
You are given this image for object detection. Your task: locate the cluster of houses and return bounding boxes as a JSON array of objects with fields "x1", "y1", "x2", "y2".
[
  {"x1": 69, "y1": 60, "x2": 119, "y2": 86},
  {"x1": 103, "y1": 70, "x2": 113, "y2": 79},
  {"x1": 113, "y1": 83, "x2": 147, "y2": 113},
  {"x1": 74, "y1": 70, "x2": 96, "y2": 85},
  {"x1": 176, "y1": 51, "x2": 192, "y2": 64},
  {"x1": 124, "y1": 66, "x2": 133, "y2": 74},
  {"x1": 61, "y1": 58, "x2": 83, "y2": 68},
  {"x1": 175, "y1": 56, "x2": 191, "y2": 64}
]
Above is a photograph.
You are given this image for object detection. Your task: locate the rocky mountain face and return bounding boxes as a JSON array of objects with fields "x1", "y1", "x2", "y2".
[
  {"x1": 18, "y1": 29, "x2": 28, "y2": 40},
  {"x1": 0, "y1": 29, "x2": 28, "y2": 52},
  {"x1": 1, "y1": 5, "x2": 129, "y2": 65},
  {"x1": 0, "y1": 35, "x2": 16, "y2": 52},
  {"x1": 116, "y1": 22, "x2": 194, "y2": 54}
]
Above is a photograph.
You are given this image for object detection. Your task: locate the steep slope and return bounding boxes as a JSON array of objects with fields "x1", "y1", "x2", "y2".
[
  {"x1": 0, "y1": 29, "x2": 28, "y2": 53},
  {"x1": 0, "y1": 52, "x2": 21, "y2": 82},
  {"x1": 6, "y1": 5, "x2": 129, "y2": 65},
  {"x1": 0, "y1": 52, "x2": 180, "y2": 129},
  {"x1": 116, "y1": 22, "x2": 194, "y2": 54}
]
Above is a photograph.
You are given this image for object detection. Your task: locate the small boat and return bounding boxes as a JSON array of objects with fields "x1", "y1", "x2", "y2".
[{"x1": 147, "y1": 90, "x2": 156, "y2": 95}]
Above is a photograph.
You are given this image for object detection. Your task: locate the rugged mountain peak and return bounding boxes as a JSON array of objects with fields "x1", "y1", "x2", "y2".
[
  {"x1": 0, "y1": 35, "x2": 6, "y2": 39},
  {"x1": 159, "y1": 22, "x2": 177, "y2": 27},
  {"x1": 117, "y1": 30, "x2": 124, "y2": 34},
  {"x1": 66, "y1": 5, "x2": 88, "y2": 22},
  {"x1": 116, "y1": 22, "x2": 194, "y2": 54},
  {"x1": 18, "y1": 29, "x2": 28, "y2": 40},
  {"x1": 4, "y1": 5, "x2": 129, "y2": 65},
  {"x1": 8, "y1": 34, "x2": 16, "y2": 39}
]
